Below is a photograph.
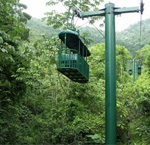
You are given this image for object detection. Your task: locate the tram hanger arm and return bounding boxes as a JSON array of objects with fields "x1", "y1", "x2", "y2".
[
  {"x1": 114, "y1": 7, "x2": 140, "y2": 15},
  {"x1": 80, "y1": 9, "x2": 105, "y2": 18},
  {"x1": 74, "y1": 6, "x2": 140, "y2": 18},
  {"x1": 74, "y1": 8, "x2": 105, "y2": 18}
]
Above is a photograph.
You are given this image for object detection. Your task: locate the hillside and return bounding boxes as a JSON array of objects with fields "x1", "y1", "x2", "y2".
[
  {"x1": 117, "y1": 19, "x2": 150, "y2": 55},
  {"x1": 26, "y1": 18, "x2": 150, "y2": 54},
  {"x1": 26, "y1": 18, "x2": 60, "y2": 41}
]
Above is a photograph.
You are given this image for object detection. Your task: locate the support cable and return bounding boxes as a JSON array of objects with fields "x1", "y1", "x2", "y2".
[
  {"x1": 140, "y1": 14, "x2": 142, "y2": 46},
  {"x1": 87, "y1": 18, "x2": 105, "y2": 38},
  {"x1": 69, "y1": 0, "x2": 105, "y2": 38},
  {"x1": 140, "y1": 0, "x2": 144, "y2": 46},
  {"x1": 76, "y1": 21, "x2": 89, "y2": 28},
  {"x1": 74, "y1": 17, "x2": 79, "y2": 26}
]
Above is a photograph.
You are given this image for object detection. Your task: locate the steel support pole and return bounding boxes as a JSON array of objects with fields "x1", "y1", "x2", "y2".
[
  {"x1": 105, "y1": 3, "x2": 116, "y2": 145},
  {"x1": 76, "y1": 3, "x2": 141, "y2": 144}
]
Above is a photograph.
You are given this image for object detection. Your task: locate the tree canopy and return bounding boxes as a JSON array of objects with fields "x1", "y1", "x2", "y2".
[
  {"x1": 44, "y1": 0, "x2": 104, "y2": 29},
  {"x1": 0, "y1": 0, "x2": 150, "y2": 144}
]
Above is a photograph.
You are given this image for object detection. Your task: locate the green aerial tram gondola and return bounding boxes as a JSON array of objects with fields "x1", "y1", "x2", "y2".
[
  {"x1": 57, "y1": 5, "x2": 91, "y2": 83},
  {"x1": 57, "y1": 30, "x2": 91, "y2": 83}
]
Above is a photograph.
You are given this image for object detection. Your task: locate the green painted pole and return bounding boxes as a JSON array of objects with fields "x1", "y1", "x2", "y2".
[
  {"x1": 75, "y1": 3, "x2": 141, "y2": 144},
  {"x1": 133, "y1": 59, "x2": 135, "y2": 82},
  {"x1": 105, "y1": 3, "x2": 116, "y2": 145}
]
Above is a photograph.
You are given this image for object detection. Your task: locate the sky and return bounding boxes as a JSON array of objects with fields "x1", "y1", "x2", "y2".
[{"x1": 20, "y1": 0, "x2": 150, "y2": 32}]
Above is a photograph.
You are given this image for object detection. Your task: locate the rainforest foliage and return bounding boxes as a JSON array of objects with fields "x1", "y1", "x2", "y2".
[
  {"x1": 0, "y1": 0, "x2": 150, "y2": 144},
  {"x1": 27, "y1": 18, "x2": 150, "y2": 55}
]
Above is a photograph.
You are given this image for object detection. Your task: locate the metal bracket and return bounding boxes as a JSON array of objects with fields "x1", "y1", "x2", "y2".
[
  {"x1": 74, "y1": 8, "x2": 82, "y2": 18},
  {"x1": 140, "y1": 1, "x2": 144, "y2": 15},
  {"x1": 75, "y1": 6, "x2": 140, "y2": 18},
  {"x1": 114, "y1": 7, "x2": 140, "y2": 15},
  {"x1": 107, "y1": 6, "x2": 113, "y2": 14}
]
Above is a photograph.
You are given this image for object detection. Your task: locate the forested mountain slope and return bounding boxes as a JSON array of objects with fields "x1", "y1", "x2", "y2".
[
  {"x1": 26, "y1": 18, "x2": 60, "y2": 41},
  {"x1": 117, "y1": 19, "x2": 150, "y2": 55},
  {"x1": 27, "y1": 18, "x2": 150, "y2": 55}
]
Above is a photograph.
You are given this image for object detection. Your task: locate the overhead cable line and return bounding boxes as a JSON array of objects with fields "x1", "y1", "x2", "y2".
[
  {"x1": 76, "y1": 21, "x2": 89, "y2": 28},
  {"x1": 68, "y1": 0, "x2": 105, "y2": 38},
  {"x1": 71, "y1": 1, "x2": 105, "y2": 38},
  {"x1": 87, "y1": 18, "x2": 105, "y2": 38},
  {"x1": 140, "y1": 0, "x2": 144, "y2": 46},
  {"x1": 140, "y1": 13, "x2": 142, "y2": 46},
  {"x1": 74, "y1": 17, "x2": 79, "y2": 26}
]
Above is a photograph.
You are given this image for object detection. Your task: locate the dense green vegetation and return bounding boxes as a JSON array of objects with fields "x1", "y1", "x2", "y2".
[
  {"x1": 26, "y1": 18, "x2": 150, "y2": 55},
  {"x1": 1, "y1": 0, "x2": 150, "y2": 144}
]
